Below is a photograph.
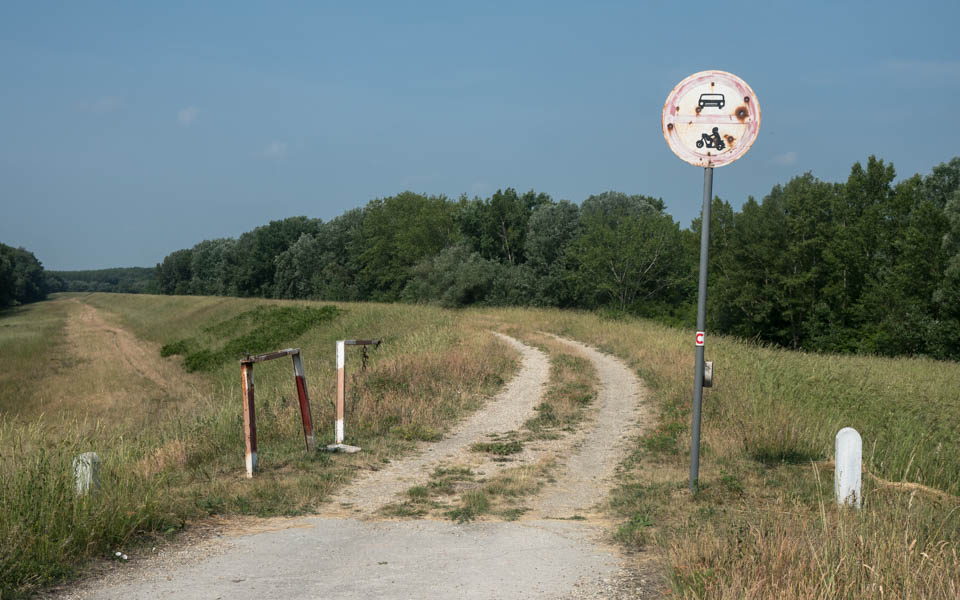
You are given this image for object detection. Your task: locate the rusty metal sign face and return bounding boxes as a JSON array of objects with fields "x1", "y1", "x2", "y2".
[{"x1": 662, "y1": 70, "x2": 761, "y2": 168}]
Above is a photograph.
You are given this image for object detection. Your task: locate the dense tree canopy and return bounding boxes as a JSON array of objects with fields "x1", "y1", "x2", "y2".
[
  {"x1": 0, "y1": 243, "x2": 49, "y2": 307},
  {"x1": 571, "y1": 192, "x2": 688, "y2": 313},
  {"x1": 136, "y1": 154, "x2": 960, "y2": 360}
]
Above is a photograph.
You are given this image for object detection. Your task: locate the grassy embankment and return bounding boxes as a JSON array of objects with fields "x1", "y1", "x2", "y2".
[
  {"x1": 483, "y1": 307, "x2": 960, "y2": 599},
  {"x1": 2, "y1": 294, "x2": 958, "y2": 598},
  {"x1": 0, "y1": 293, "x2": 515, "y2": 598}
]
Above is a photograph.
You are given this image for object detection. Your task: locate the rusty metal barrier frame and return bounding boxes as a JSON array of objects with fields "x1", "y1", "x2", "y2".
[{"x1": 240, "y1": 348, "x2": 315, "y2": 478}]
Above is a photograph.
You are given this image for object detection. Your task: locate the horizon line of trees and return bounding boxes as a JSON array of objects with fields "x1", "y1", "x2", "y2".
[
  {"x1": 64, "y1": 154, "x2": 960, "y2": 360},
  {"x1": 47, "y1": 267, "x2": 156, "y2": 295}
]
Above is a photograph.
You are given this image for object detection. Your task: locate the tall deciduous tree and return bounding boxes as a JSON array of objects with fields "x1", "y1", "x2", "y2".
[
  {"x1": 188, "y1": 238, "x2": 237, "y2": 296},
  {"x1": 358, "y1": 192, "x2": 459, "y2": 300},
  {"x1": 0, "y1": 243, "x2": 48, "y2": 306},
  {"x1": 230, "y1": 217, "x2": 321, "y2": 297},
  {"x1": 524, "y1": 200, "x2": 582, "y2": 307},
  {"x1": 459, "y1": 188, "x2": 551, "y2": 264},
  {"x1": 571, "y1": 192, "x2": 685, "y2": 312}
]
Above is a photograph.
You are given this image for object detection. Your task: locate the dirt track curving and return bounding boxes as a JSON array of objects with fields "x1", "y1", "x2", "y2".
[
  {"x1": 528, "y1": 334, "x2": 651, "y2": 520},
  {"x1": 50, "y1": 330, "x2": 663, "y2": 599},
  {"x1": 325, "y1": 333, "x2": 551, "y2": 516}
]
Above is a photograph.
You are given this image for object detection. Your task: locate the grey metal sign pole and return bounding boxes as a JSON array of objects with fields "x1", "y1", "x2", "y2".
[
  {"x1": 662, "y1": 70, "x2": 760, "y2": 494},
  {"x1": 689, "y1": 166, "x2": 712, "y2": 493}
]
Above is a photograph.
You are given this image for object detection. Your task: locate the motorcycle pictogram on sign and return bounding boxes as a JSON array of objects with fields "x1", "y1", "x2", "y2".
[{"x1": 695, "y1": 127, "x2": 725, "y2": 151}]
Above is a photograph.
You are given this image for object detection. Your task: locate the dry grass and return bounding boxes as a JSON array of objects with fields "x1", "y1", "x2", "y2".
[
  {"x1": 476, "y1": 306, "x2": 960, "y2": 598},
  {"x1": 0, "y1": 300, "x2": 71, "y2": 417},
  {"x1": 0, "y1": 293, "x2": 516, "y2": 596},
  {"x1": 4, "y1": 295, "x2": 959, "y2": 597}
]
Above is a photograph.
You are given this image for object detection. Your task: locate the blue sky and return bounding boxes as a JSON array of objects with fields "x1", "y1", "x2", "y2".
[{"x1": 1, "y1": 1, "x2": 958, "y2": 270}]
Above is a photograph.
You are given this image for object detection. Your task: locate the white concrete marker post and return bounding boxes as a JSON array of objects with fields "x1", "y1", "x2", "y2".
[
  {"x1": 73, "y1": 452, "x2": 101, "y2": 496},
  {"x1": 835, "y1": 427, "x2": 862, "y2": 508}
]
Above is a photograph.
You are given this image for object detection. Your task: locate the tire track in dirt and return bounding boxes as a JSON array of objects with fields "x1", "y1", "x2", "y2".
[
  {"x1": 401, "y1": 332, "x2": 651, "y2": 521},
  {"x1": 36, "y1": 299, "x2": 208, "y2": 427},
  {"x1": 68, "y1": 300, "x2": 205, "y2": 402},
  {"x1": 527, "y1": 335, "x2": 652, "y2": 519},
  {"x1": 325, "y1": 333, "x2": 550, "y2": 516}
]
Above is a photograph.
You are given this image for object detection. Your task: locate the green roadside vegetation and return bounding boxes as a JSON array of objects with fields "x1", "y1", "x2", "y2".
[{"x1": 145, "y1": 157, "x2": 960, "y2": 364}]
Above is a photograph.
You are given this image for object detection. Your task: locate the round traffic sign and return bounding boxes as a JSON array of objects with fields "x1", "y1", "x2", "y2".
[{"x1": 662, "y1": 70, "x2": 761, "y2": 168}]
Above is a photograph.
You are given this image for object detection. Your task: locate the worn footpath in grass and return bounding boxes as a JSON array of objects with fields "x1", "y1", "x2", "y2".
[
  {"x1": 0, "y1": 294, "x2": 515, "y2": 598},
  {"x1": 479, "y1": 306, "x2": 960, "y2": 598}
]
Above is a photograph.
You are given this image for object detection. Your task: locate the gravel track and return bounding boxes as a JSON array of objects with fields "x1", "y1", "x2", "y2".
[
  {"x1": 325, "y1": 333, "x2": 550, "y2": 516},
  {"x1": 528, "y1": 335, "x2": 651, "y2": 519}
]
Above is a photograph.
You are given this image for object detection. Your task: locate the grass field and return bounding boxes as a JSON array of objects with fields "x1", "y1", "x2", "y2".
[
  {"x1": 0, "y1": 293, "x2": 516, "y2": 597},
  {"x1": 482, "y1": 307, "x2": 960, "y2": 598},
  {"x1": 1, "y1": 293, "x2": 958, "y2": 598}
]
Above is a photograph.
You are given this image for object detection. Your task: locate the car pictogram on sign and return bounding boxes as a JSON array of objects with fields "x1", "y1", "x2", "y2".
[{"x1": 698, "y1": 93, "x2": 725, "y2": 109}]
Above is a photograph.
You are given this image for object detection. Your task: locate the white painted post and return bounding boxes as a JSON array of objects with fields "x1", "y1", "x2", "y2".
[
  {"x1": 336, "y1": 340, "x2": 345, "y2": 444},
  {"x1": 835, "y1": 427, "x2": 862, "y2": 508},
  {"x1": 325, "y1": 340, "x2": 363, "y2": 453},
  {"x1": 73, "y1": 452, "x2": 101, "y2": 496}
]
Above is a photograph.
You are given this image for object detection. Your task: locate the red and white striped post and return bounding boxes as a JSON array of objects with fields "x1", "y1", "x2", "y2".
[
  {"x1": 327, "y1": 339, "x2": 379, "y2": 453},
  {"x1": 292, "y1": 352, "x2": 315, "y2": 451},
  {"x1": 240, "y1": 348, "x2": 317, "y2": 477}
]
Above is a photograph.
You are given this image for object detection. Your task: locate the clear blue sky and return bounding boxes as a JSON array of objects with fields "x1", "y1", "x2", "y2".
[{"x1": 2, "y1": 1, "x2": 958, "y2": 270}]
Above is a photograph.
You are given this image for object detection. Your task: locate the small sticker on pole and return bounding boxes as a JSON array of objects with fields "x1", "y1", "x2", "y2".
[{"x1": 695, "y1": 331, "x2": 705, "y2": 347}]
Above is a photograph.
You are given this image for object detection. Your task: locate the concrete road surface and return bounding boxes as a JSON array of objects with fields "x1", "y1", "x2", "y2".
[{"x1": 65, "y1": 517, "x2": 639, "y2": 599}]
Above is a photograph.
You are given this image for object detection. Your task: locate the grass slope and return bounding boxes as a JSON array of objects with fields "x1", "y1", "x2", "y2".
[
  {"x1": 1, "y1": 295, "x2": 958, "y2": 598},
  {"x1": 0, "y1": 293, "x2": 515, "y2": 597},
  {"x1": 480, "y1": 306, "x2": 960, "y2": 598}
]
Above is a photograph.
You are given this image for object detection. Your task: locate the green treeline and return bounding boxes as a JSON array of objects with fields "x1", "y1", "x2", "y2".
[
  {"x1": 47, "y1": 267, "x2": 157, "y2": 294},
  {"x1": 0, "y1": 243, "x2": 49, "y2": 308},
  {"x1": 153, "y1": 155, "x2": 960, "y2": 359}
]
